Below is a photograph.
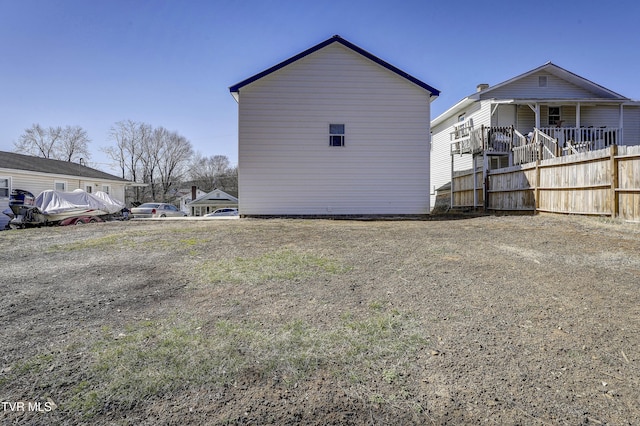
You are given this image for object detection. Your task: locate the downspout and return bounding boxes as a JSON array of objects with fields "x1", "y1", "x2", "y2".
[{"x1": 619, "y1": 104, "x2": 624, "y2": 145}]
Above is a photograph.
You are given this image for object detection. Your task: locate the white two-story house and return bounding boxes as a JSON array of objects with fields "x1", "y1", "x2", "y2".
[
  {"x1": 230, "y1": 35, "x2": 440, "y2": 216},
  {"x1": 430, "y1": 62, "x2": 640, "y2": 209}
]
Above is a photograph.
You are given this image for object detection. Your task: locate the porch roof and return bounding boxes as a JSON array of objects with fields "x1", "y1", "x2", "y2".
[
  {"x1": 490, "y1": 98, "x2": 635, "y2": 106},
  {"x1": 431, "y1": 62, "x2": 637, "y2": 128}
]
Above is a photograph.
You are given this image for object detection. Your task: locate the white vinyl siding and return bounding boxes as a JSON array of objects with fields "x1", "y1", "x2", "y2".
[
  {"x1": 238, "y1": 43, "x2": 432, "y2": 215},
  {"x1": 482, "y1": 71, "x2": 600, "y2": 100},
  {"x1": 516, "y1": 105, "x2": 536, "y2": 134},
  {"x1": 429, "y1": 102, "x2": 488, "y2": 209},
  {"x1": 623, "y1": 106, "x2": 640, "y2": 146},
  {"x1": 0, "y1": 176, "x2": 10, "y2": 229},
  {"x1": 580, "y1": 105, "x2": 622, "y2": 128},
  {"x1": 0, "y1": 168, "x2": 127, "y2": 208}
]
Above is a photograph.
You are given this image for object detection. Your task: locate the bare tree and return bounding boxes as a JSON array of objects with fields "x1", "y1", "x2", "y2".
[
  {"x1": 14, "y1": 124, "x2": 60, "y2": 159},
  {"x1": 104, "y1": 120, "x2": 153, "y2": 201},
  {"x1": 153, "y1": 127, "x2": 193, "y2": 201},
  {"x1": 15, "y1": 124, "x2": 91, "y2": 162},
  {"x1": 188, "y1": 153, "x2": 231, "y2": 192},
  {"x1": 59, "y1": 126, "x2": 91, "y2": 162},
  {"x1": 218, "y1": 165, "x2": 238, "y2": 194},
  {"x1": 104, "y1": 121, "x2": 193, "y2": 202}
]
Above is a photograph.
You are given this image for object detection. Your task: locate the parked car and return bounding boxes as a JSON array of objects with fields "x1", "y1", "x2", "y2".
[
  {"x1": 204, "y1": 208, "x2": 239, "y2": 217},
  {"x1": 130, "y1": 203, "x2": 187, "y2": 218},
  {"x1": 59, "y1": 216, "x2": 104, "y2": 226}
]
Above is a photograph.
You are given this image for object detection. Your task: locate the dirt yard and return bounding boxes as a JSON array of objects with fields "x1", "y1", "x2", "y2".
[{"x1": 1, "y1": 214, "x2": 639, "y2": 425}]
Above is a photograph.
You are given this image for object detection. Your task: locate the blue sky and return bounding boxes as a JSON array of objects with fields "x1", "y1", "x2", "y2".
[{"x1": 1, "y1": 0, "x2": 639, "y2": 174}]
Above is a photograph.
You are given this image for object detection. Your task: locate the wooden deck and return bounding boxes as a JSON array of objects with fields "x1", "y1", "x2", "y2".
[
  {"x1": 450, "y1": 125, "x2": 515, "y2": 156},
  {"x1": 452, "y1": 126, "x2": 622, "y2": 165}
]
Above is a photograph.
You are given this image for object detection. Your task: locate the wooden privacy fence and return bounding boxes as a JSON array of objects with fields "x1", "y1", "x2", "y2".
[{"x1": 451, "y1": 145, "x2": 640, "y2": 221}]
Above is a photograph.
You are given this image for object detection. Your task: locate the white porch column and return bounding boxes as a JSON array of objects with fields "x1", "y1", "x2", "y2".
[
  {"x1": 527, "y1": 103, "x2": 541, "y2": 129},
  {"x1": 576, "y1": 102, "x2": 581, "y2": 128}
]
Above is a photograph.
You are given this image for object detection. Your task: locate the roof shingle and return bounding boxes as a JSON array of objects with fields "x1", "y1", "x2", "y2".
[{"x1": 0, "y1": 151, "x2": 129, "y2": 182}]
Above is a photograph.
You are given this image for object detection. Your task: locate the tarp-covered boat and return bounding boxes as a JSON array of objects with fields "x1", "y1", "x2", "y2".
[{"x1": 7, "y1": 189, "x2": 125, "y2": 227}]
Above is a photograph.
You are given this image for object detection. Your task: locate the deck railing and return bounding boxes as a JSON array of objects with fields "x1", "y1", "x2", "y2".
[
  {"x1": 538, "y1": 129, "x2": 558, "y2": 159},
  {"x1": 539, "y1": 127, "x2": 620, "y2": 154},
  {"x1": 485, "y1": 126, "x2": 513, "y2": 153},
  {"x1": 512, "y1": 129, "x2": 558, "y2": 165},
  {"x1": 451, "y1": 125, "x2": 514, "y2": 155},
  {"x1": 512, "y1": 144, "x2": 538, "y2": 165},
  {"x1": 450, "y1": 120, "x2": 477, "y2": 155},
  {"x1": 451, "y1": 125, "x2": 620, "y2": 163},
  {"x1": 513, "y1": 128, "x2": 528, "y2": 148}
]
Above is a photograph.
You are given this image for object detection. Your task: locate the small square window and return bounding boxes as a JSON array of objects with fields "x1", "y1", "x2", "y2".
[
  {"x1": 0, "y1": 177, "x2": 9, "y2": 198},
  {"x1": 538, "y1": 76, "x2": 548, "y2": 87},
  {"x1": 329, "y1": 124, "x2": 345, "y2": 147},
  {"x1": 55, "y1": 181, "x2": 67, "y2": 191}
]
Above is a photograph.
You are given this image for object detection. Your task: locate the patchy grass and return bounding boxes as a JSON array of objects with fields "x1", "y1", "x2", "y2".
[
  {"x1": 6, "y1": 307, "x2": 427, "y2": 420},
  {"x1": 197, "y1": 248, "x2": 350, "y2": 284},
  {"x1": 48, "y1": 233, "x2": 131, "y2": 252},
  {"x1": 4, "y1": 217, "x2": 640, "y2": 424}
]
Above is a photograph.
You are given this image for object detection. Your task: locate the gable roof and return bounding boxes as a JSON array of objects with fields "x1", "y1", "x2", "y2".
[
  {"x1": 0, "y1": 151, "x2": 129, "y2": 182},
  {"x1": 229, "y1": 35, "x2": 440, "y2": 100},
  {"x1": 188, "y1": 188, "x2": 238, "y2": 206},
  {"x1": 478, "y1": 62, "x2": 628, "y2": 100},
  {"x1": 432, "y1": 62, "x2": 633, "y2": 128}
]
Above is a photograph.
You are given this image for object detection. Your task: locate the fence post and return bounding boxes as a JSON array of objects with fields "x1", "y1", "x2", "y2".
[
  {"x1": 450, "y1": 154, "x2": 455, "y2": 209},
  {"x1": 535, "y1": 159, "x2": 541, "y2": 213},
  {"x1": 610, "y1": 145, "x2": 618, "y2": 218}
]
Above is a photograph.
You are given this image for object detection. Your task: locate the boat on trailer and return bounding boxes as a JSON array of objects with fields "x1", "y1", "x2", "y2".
[{"x1": 6, "y1": 189, "x2": 125, "y2": 228}]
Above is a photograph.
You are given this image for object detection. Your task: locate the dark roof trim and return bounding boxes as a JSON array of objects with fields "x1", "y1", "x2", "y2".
[{"x1": 229, "y1": 35, "x2": 440, "y2": 97}]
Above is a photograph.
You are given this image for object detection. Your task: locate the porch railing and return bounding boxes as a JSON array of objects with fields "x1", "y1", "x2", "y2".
[
  {"x1": 485, "y1": 126, "x2": 514, "y2": 153},
  {"x1": 451, "y1": 124, "x2": 621, "y2": 164},
  {"x1": 538, "y1": 129, "x2": 558, "y2": 159},
  {"x1": 451, "y1": 125, "x2": 514, "y2": 155},
  {"x1": 539, "y1": 127, "x2": 620, "y2": 154},
  {"x1": 512, "y1": 129, "x2": 558, "y2": 165}
]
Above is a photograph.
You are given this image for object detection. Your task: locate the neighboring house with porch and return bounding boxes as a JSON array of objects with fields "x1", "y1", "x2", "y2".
[
  {"x1": 229, "y1": 35, "x2": 439, "y2": 216},
  {"x1": 187, "y1": 189, "x2": 238, "y2": 216},
  {"x1": 0, "y1": 150, "x2": 132, "y2": 228},
  {"x1": 430, "y1": 62, "x2": 640, "y2": 209},
  {"x1": 174, "y1": 186, "x2": 207, "y2": 214}
]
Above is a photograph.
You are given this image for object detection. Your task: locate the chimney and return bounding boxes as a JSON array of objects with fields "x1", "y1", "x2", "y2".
[
  {"x1": 191, "y1": 186, "x2": 197, "y2": 201},
  {"x1": 477, "y1": 83, "x2": 489, "y2": 92}
]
